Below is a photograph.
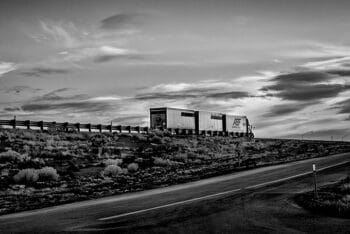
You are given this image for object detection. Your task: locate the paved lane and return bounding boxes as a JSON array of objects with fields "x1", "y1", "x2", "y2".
[{"x1": 0, "y1": 152, "x2": 349, "y2": 233}]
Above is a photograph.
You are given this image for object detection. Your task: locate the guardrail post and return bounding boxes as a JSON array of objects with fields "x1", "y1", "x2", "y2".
[
  {"x1": 76, "y1": 123, "x2": 80, "y2": 132},
  {"x1": 39, "y1": 121, "x2": 44, "y2": 131},
  {"x1": 127, "y1": 126, "x2": 131, "y2": 133},
  {"x1": 88, "y1": 124, "x2": 91, "y2": 132},
  {"x1": 63, "y1": 122, "x2": 68, "y2": 132},
  {"x1": 109, "y1": 122, "x2": 113, "y2": 133},
  {"x1": 98, "y1": 124, "x2": 102, "y2": 133},
  {"x1": 51, "y1": 121, "x2": 56, "y2": 131},
  {"x1": 136, "y1": 126, "x2": 140, "y2": 133},
  {"x1": 25, "y1": 120, "x2": 31, "y2": 130},
  {"x1": 12, "y1": 117, "x2": 16, "y2": 129}
]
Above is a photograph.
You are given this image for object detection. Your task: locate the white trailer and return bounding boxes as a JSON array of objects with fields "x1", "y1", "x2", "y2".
[
  {"x1": 150, "y1": 107, "x2": 195, "y2": 129},
  {"x1": 196, "y1": 111, "x2": 223, "y2": 131}
]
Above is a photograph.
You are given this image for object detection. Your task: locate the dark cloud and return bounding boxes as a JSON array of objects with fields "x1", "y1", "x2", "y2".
[
  {"x1": 94, "y1": 54, "x2": 144, "y2": 63},
  {"x1": 111, "y1": 115, "x2": 147, "y2": 125},
  {"x1": 326, "y1": 69, "x2": 350, "y2": 76},
  {"x1": 263, "y1": 102, "x2": 313, "y2": 117},
  {"x1": 278, "y1": 84, "x2": 350, "y2": 101},
  {"x1": 32, "y1": 89, "x2": 87, "y2": 102},
  {"x1": 21, "y1": 67, "x2": 71, "y2": 77},
  {"x1": 21, "y1": 101, "x2": 110, "y2": 113},
  {"x1": 100, "y1": 13, "x2": 143, "y2": 30},
  {"x1": 333, "y1": 98, "x2": 350, "y2": 114},
  {"x1": 136, "y1": 87, "x2": 250, "y2": 101},
  {"x1": 3, "y1": 86, "x2": 41, "y2": 94},
  {"x1": 206, "y1": 91, "x2": 250, "y2": 99},
  {"x1": 262, "y1": 71, "x2": 350, "y2": 101},
  {"x1": 3, "y1": 107, "x2": 20, "y2": 112}
]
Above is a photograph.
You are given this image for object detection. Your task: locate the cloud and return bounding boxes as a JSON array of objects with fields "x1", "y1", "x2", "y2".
[
  {"x1": 263, "y1": 102, "x2": 313, "y2": 117},
  {"x1": 2, "y1": 86, "x2": 41, "y2": 94},
  {"x1": 38, "y1": 21, "x2": 84, "y2": 48},
  {"x1": 111, "y1": 115, "x2": 148, "y2": 125},
  {"x1": 21, "y1": 101, "x2": 110, "y2": 113},
  {"x1": 261, "y1": 71, "x2": 350, "y2": 101},
  {"x1": 3, "y1": 107, "x2": 20, "y2": 112},
  {"x1": 206, "y1": 91, "x2": 250, "y2": 99},
  {"x1": 333, "y1": 98, "x2": 350, "y2": 114},
  {"x1": 93, "y1": 46, "x2": 141, "y2": 63},
  {"x1": 135, "y1": 88, "x2": 250, "y2": 101},
  {"x1": 31, "y1": 88, "x2": 87, "y2": 102},
  {"x1": 100, "y1": 13, "x2": 143, "y2": 30},
  {"x1": 0, "y1": 62, "x2": 16, "y2": 77},
  {"x1": 20, "y1": 67, "x2": 71, "y2": 77},
  {"x1": 282, "y1": 128, "x2": 350, "y2": 140}
]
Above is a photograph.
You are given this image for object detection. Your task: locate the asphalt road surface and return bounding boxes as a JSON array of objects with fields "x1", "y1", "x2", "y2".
[{"x1": 1, "y1": 152, "x2": 350, "y2": 233}]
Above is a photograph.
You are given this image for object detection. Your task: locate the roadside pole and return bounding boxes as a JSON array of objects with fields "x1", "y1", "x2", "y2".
[{"x1": 313, "y1": 164, "x2": 318, "y2": 199}]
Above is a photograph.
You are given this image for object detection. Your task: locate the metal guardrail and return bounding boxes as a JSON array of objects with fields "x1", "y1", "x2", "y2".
[
  {"x1": 0, "y1": 119, "x2": 250, "y2": 137},
  {"x1": 0, "y1": 119, "x2": 149, "y2": 133}
]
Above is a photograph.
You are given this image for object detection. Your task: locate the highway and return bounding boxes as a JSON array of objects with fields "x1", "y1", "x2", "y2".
[{"x1": 0, "y1": 152, "x2": 349, "y2": 233}]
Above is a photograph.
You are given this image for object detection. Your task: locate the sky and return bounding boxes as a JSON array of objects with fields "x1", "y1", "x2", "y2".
[{"x1": 0, "y1": 0, "x2": 350, "y2": 140}]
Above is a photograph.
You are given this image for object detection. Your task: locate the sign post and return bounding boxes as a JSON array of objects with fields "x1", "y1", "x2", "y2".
[{"x1": 313, "y1": 164, "x2": 318, "y2": 199}]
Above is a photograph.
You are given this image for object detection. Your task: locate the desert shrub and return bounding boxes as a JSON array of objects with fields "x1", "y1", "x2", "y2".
[
  {"x1": 21, "y1": 131, "x2": 37, "y2": 141},
  {"x1": 151, "y1": 129, "x2": 164, "y2": 137},
  {"x1": 196, "y1": 147, "x2": 208, "y2": 155},
  {"x1": 341, "y1": 183, "x2": 350, "y2": 193},
  {"x1": 66, "y1": 133, "x2": 86, "y2": 141},
  {"x1": 127, "y1": 163, "x2": 139, "y2": 172},
  {"x1": 18, "y1": 157, "x2": 45, "y2": 169},
  {"x1": 197, "y1": 154, "x2": 212, "y2": 161},
  {"x1": 133, "y1": 134, "x2": 147, "y2": 142},
  {"x1": 104, "y1": 158, "x2": 123, "y2": 166},
  {"x1": 187, "y1": 152, "x2": 199, "y2": 160},
  {"x1": 173, "y1": 154, "x2": 188, "y2": 162},
  {"x1": 103, "y1": 165, "x2": 123, "y2": 177},
  {"x1": 162, "y1": 129, "x2": 172, "y2": 137},
  {"x1": 150, "y1": 136, "x2": 164, "y2": 144},
  {"x1": 0, "y1": 150, "x2": 26, "y2": 162},
  {"x1": 153, "y1": 157, "x2": 181, "y2": 167},
  {"x1": 38, "y1": 167, "x2": 59, "y2": 181},
  {"x1": 162, "y1": 137, "x2": 171, "y2": 143},
  {"x1": 13, "y1": 168, "x2": 39, "y2": 184}
]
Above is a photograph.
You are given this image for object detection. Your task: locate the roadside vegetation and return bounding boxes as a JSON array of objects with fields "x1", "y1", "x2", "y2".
[
  {"x1": 295, "y1": 176, "x2": 350, "y2": 218},
  {"x1": 0, "y1": 128, "x2": 350, "y2": 215}
]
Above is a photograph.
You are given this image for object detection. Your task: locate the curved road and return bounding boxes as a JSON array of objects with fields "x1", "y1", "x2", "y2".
[{"x1": 0, "y1": 152, "x2": 349, "y2": 233}]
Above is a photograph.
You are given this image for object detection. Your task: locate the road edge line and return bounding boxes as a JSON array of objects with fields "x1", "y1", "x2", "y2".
[{"x1": 98, "y1": 160, "x2": 350, "y2": 221}]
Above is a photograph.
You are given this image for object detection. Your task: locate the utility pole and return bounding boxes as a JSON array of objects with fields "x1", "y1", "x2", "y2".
[{"x1": 313, "y1": 164, "x2": 318, "y2": 199}]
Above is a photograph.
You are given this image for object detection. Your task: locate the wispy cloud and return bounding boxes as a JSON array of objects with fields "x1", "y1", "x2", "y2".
[
  {"x1": 1, "y1": 86, "x2": 41, "y2": 94},
  {"x1": 0, "y1": 62, "x2": 17, "y2": 77},
  {"x1": 100, "y1": 13, "x2": 145, "y2": 30},
  {"x1": 38, "y1": 21, "x2": 86, "y2": 48},
  {"x1": 20, "y1": 67, "x2": 71, "y2": 77},
  {"x1": 263, "y1": 102, "x2": 315, "y2": 117}
]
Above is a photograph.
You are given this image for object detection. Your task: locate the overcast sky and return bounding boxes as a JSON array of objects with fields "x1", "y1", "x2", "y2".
[{"x1": 0, "y1": 0, "x2": 350, "y2": 140}]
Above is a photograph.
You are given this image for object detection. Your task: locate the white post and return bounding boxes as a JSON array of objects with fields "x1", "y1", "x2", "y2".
[{"x1": 312, "y1": 164, "x2": 318, "y2": 199}]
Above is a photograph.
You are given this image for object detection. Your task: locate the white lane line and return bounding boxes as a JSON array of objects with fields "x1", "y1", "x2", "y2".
[
  {"x1": 99, "y1": 160, "x2": 350, "y2": 221},
  {"x1": 98, "y1": 188, "x2": 241, "y2": 221}
]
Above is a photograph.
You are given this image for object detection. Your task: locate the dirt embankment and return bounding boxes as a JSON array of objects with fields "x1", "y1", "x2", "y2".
[
  {"x1": 295, "y1": 176, "x2": 350, "y2": 219},
  {"x1": 0, "y1": 128, "x2": 350, "y2": 215}
]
